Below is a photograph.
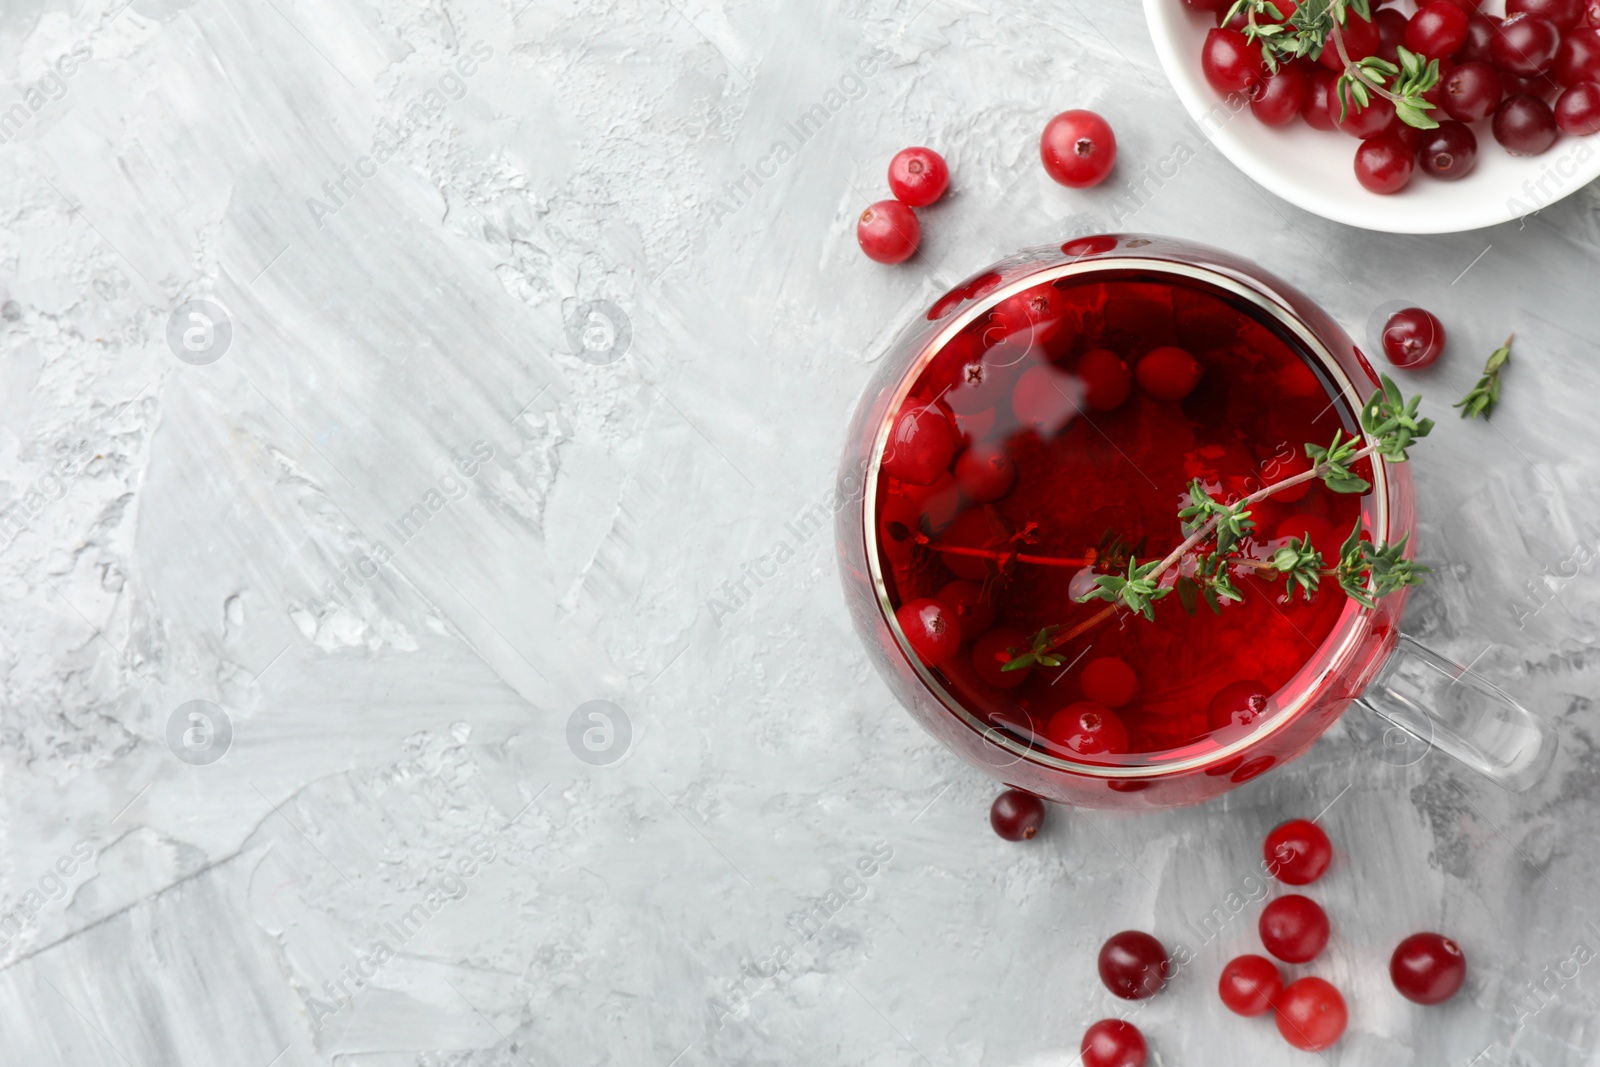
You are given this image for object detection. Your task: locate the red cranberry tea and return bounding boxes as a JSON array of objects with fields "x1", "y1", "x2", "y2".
[{"x1": 875, "y1": 272, "x2": 1366, "y2": 768}]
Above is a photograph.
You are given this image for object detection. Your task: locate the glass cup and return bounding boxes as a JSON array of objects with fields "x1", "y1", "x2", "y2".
[{"x1": 836, "y1": 233, "x2": 1557, "y2": 809}]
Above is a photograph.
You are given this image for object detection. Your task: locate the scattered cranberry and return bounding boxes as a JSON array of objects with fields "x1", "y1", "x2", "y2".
[
  {"x1": 1458, "y1": 13, "x2": 1503, "y2": 62},
  {"x1": 954, "y1": 441, "x2": 1016, "y2": 502},
  {"x1": 1098, "y1": 931, "x2": 1171, "y2": 1000},
  {"x1": 1555, "y1": 28, "x2": 1600, "y2": 85},
  {"x1": 1251, "y1": 63, "x2": 1309, "y2": 125},
  {"x1": 887, "y1": 147, "x2": 950, "y2": 207},
  {"x1": 1074, "y1": 348, "x2": 1133, "y2": 410},
  {"x1": 1134, "y1": 346, "x2": 1204, "y2": 400},
  {"x1": 1275, "y1": 977, "x2": 1348, "y2": 1052},
  {"x1": 1354, "y1": 134, "x2": 1415, "y2": 194},
  {"x1": 1203, "y1": 27, "x2": 1268, "y2": 93},
  {"x1": 1081, "y1": 1019, "x2": 1148, "y2": 1067},
  {"x1": 1219, "y1": 954, "x2": 1283, "y2": 1016},
  {"x1": 1319, "y1": 10, "x2": 1381, "y2": 69},
  {"x1": 1264, "y1": 819, "x2": 1334, "y2": 884},
  {"x1": 1301, "y1": 67, "x2": 1341, "y2": 130},
  {"x1": 1418, "y1": 121, "x2": 1480, "y2": 179},
  {"x1": 1390, "y1": 932, "x2": 1469, "y2": 1004},
  {"x1": 1556, "y1": 79, "x2": 1600, "y2": 132},
  {"x1": 1041, "y1": 110, "x2": 1118, "y2": 188},
  {"x1": 1442, "y1": 61, "x2": 1504, "y2": 121},
  {"x1": 1382, "y1": 307, "x2": 1447, "y2": 369},
  {"x1": 882, "y1": 400, "x2": 957, "y2": 484},
  {"x1": 1259, "y1": 895, "x2": 1331, "y2": 963},
  {"x1": 1495, "y1": 92, "x2": 1560, "y2": 153},
  {"x1": 1408, "y1": 1, "x2": 1471, "y2": 57},
  {"x1": 1206, "y1": 680, "x2": 1271, "y2": 733},
  {"x1": 1335, "y1": 93, "x2": 1397, "y2": 139},
  {"x1": 1080, "y1": 656, "x2": 1138, "y2": 707},
  {"x1": 1492, "y1": 13, "x2": 1561, "y2": 75},
  {"x1": 1509, "y1": 0, "x2": 1584, "y2": 30},
  {"x1": 972, "y1": 627, "x2": 1031, "y2": 688},
  {"x1": 989, "y1": 788, "x2": 1047, "y2": 841},
  {"x1": 1046, "y1": 701, "x2": 1129, "y2": 757},
  {"x1": 857, "y1": 200, "x2": 920, "y2": 264},
  {"x1": 896, "y1": 598, "x2": 962, "y2": 665}
]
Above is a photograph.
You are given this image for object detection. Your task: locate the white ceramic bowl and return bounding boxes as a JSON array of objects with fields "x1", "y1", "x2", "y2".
[{"x1": 1143, "y1": 0, "x2": 1600, "y2": 232}]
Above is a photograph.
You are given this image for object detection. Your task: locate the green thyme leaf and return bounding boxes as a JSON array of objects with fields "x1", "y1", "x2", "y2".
[{"x1": 1455, "y1": 336, "x2": 1512, "y2": 420}]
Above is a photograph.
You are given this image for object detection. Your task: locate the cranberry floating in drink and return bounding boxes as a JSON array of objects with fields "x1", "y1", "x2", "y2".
[{"x1": 837, "y1": 235, "x2": 1557, "y2": 808}]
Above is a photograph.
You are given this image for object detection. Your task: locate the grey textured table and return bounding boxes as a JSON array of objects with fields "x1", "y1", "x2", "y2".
[{"x1": 2, "y1": 1, "x2": 1598, "y2": 1064}]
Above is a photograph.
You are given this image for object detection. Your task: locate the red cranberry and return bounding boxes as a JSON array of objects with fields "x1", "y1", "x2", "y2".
[
  {"x1": 1354, "y1": 134, "x2": 1416, "y2": 194},
  {"x1": 1500, "y1": 69, "x2": 1555, "y2": 95},
  {"x1": 1556, "y1": 79, "x2": 1600, "y2": 131},
  {"x1": 1335, "y1": 93, "x2": 1397, "y2": 139},
  {"x1": 1206, "y1": 680, "x2": 1271, "y2": 732},
  {"x1": 1408, "y1": 1, "x2": 1471, "y2": 57},
  {"x1": 896, "y1": 598, "x2": 962, "y2": 665},
  {"x1": 989, "y1": 788, "x2": 1046, "y2": 841},
  {"x1": 1011, "y1": 364, "x2": 1080, "y2": 436},
  {"x1": 888, "y1": 400, "x2": 957, "y2": 476},
  {"x1": 1097, "y1": 931, "x2": 1171, "y2": 1000},
  {"x1": 1458, "y1": 13, "x2": 1502, "y2": 62},
  {"x1": 1442, "y1": 60, "x2": 1504, "y2": 120},
  {"x1": 1418, "y1": 120, "x2": 1479, "y2": 178},
  {"x1": 1494, "y1": 92, "x2": 1560, "y2": 152},
  {"x1": 1555, "y1": 28, "x2": 1600, "y2": 85},
  {"x1": 936, "y1": 579, "x2": 994, "y2": 638},
  {"x1": 887, "y1": 147, "x2": 949, "y2": 207},
  {"x1": 1492, "y1": 13, "x2": 1561, "y2": 74},
  {"x1": 1589, "y1": 0, "x2": 1600, "y2": 26},
  {"x1": 1390, "y1": 932, "x2": 1469, "y2": 1004},
  {"x1": 1251, "y1": 62, "x2": 1309, "y2": 125},
  {"x1": 1259, "y1": 894, "x2": 1331, "y2": 963},
  {"x1": 1134, "y1": 346, "x2": 1203, "y2": 400},
  {"x1": 1301, "y1": 67, "x2": 1341, "y2": 130},
  {"x1": 1074, "y1": 348, "x2": 1132, "y2": 410},
  {"x1": 1509, "y1": 0, "x2": 1584, "y2": 30},
  {"x1": 972, "y1": 627, "x2": 1030, "y2": 687},
  {"x1": 1045, "y1": 701, "x2": 1129, "y2": 757},
  {"x1": 1264, "y1": 819, "x2": 1334, "y2": 884},
  {"x1": 1040, "y1": 110, "x2": 1117, "y2": 188},
  {"x1": 992, "y1": 284, "x2": 1069, "y2": 344},
  {"x1": 857, "y1": 200, "x2": 920, "y2": 264},
  {"x1": 1182, "y1": 0, "x2": 1230, "y2": 10},
  {"x1": 882, "y1": 400, "x2": 956, "y2": 485},
  {"x1": 1219, "y1": 954, "x2": 1283, "y2": 1016},
  {"x1": 1319, "y1": 11, "x2": 1381, "y2": 69},
  {"x1": 1202, "y1": 27, "x2": 1268, "y2": 93},
  {"x1": 1081, "y1": 1019, "x2": 1148, "y2": 1067},
  {"x1": 904, "y1": 471, "x2": 960, "y2": 531},
  {"x1": 1375, "y1": 7, "x2": 1408, "y2": 63},
  {"x1": 938, "y1": 346, "x2": 1004, "y2": 415},
  {"x1": 953, "y1": 441, "x2": 1016, "y2": 503},
  {"x1": 1275, "y1": 977, "x2": 1348, "y2": 1051},
  {"x1": 1382, "y1": 307, "x2": 1447, "y2": 368},
  {"x1": 1079, "y1": 656, "x2": 1137, "y2": 707}
]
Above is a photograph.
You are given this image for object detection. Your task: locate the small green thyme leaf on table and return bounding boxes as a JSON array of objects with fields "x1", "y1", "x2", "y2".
[{"x1": 1455, "y1": 335, "x2": 1512, "y2": 420}]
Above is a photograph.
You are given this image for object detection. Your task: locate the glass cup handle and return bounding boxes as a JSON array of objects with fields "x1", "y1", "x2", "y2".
[{"x1": 1354, "y1": 633, "x2": 1558, "y2": 791}]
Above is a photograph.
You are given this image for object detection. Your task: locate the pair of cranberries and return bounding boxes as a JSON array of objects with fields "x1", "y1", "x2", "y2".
[
  {"x1": 856, "y1": 147, "x2": 951, "y2": 263},
  {"x1": 1186, "y1": 0, "x2": 1600, "y2": 196}
]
